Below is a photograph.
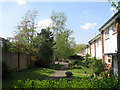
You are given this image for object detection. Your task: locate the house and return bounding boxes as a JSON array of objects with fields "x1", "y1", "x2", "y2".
[
  {"x1": 7, "y1": 37, "x2": 16, "y2": 42},
  {"x1": 85, "y1": 44, "x2": 90, "y2": 55},
  {"x1": 0, "y1": 37, "x2": 5, "y2": 47},
  {"x1": 85, "y1": 11, "x2": 120, "y2": 76},
  {"x1": 88, "y1": 34, "x2": 102, "y2": 59},
  {"x1": 77, "y1": 50, "x2": 85, "y2": 56},
  {"x1": 99, "y1": 11, "x2": 120, "y2": 76}
]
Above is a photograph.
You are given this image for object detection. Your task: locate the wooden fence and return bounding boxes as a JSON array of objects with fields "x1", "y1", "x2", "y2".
[{"x1": 2, "y1": 51, "x2": 31, "y2": 70}]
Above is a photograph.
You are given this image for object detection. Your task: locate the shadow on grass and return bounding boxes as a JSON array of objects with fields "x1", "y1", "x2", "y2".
[
  {"x1": 48, "y1": 64, "x2": 64, "y2": 70},
  {"x1": 46, "y1": 75, "x2": 90, "y2": 82},
  {"x1": 2, "y1": 73, "x2": 49, "y2": 88},
  {"x1": 2, "y1": 64, "x2": 65, "y2": 88}
]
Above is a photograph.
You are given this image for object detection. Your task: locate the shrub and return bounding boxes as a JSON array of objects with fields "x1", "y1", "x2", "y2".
[
  {"x1": 81, "y1": 53, "x2": 91, "y2": 67},
  {"x1": 68, "y1": 54, "x2": 84, "y2": 60},
  {"x1": 64, "y1": 59, "x2": 69, "y2": 63},
  {"x1": 2, "y1": 60, "x2": 11, "y2": 79},
  {"x1": 90, "y1": 75, "x2": 94, "y2": 78},
  {"x1": 89, "y1": 57, "x2": 107, "y2": 76},
  {"x1": 73, "y1": 65, "x2": 82, "y2": 69},
  {"x1": 65, "y1": 71, "x2": 73, "y2": 77},
  {"x1": 68, "y1": 62, "x2": 74, "y2": 68},
  {"x1": 76, "y1": 60, "x2": 82, "y2": 66},
  {"x1": 14, "y1": 75, "x2": 120, "y2": 88}
]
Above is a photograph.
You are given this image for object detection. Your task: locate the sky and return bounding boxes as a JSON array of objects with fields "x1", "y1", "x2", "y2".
[{"x1": 0, "y1": 0, "x2": 116, "y2": 45}]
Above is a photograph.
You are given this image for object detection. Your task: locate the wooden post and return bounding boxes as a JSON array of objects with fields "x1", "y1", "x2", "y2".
[
  {"x1": 90, "y1": 43, "x2": 91, "y2": 57},
  {"x1": 94, "y1": 40, "x2": 96, "y2": 57},
  {"x1": 101, "y1": 31, "x2": 105, "y2": 63},
  {"x1": 116, "y1": 18, "x2": 120, "y2": 77},
  {"x1": 18, "y1": 52, "x2": 20, "y2": 69},
  {"x1": 110, "y1": 55, "x2": 114, "y2": 74}
]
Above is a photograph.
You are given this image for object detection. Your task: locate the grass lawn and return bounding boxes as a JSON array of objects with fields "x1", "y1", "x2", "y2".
[
  {"x1": 68, "y1": 67, "x2": 93, "y2": 74},
  {"x1": 67, "y1": 67, "x2": 103, "y2": 79},
  {"x1": 2, "y1": 64, "x2": 63, "y2": 88}
]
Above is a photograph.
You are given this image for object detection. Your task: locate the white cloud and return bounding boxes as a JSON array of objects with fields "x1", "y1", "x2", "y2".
[
  {"x1": 82, "y1": 11, "x2": 88, "y2": 14},
  {"x1": 17, "y1": 0, "x2": 26, "y2": 5},
  {"x1": 80, "y1": 22, "x2": 96, "y2": 30},
  {"x1": 36, "y1": 19, "x2": 53, "y2": 30}
]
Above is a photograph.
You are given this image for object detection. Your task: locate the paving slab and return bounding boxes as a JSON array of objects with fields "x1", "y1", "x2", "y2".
[{"x1": 46, "y1": 62, "x2": 68, "y2": 81}]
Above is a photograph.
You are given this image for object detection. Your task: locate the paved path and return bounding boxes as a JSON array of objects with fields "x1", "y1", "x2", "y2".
[{"x1": 46, "y1": 62, "x2": 68, "y2": 81}]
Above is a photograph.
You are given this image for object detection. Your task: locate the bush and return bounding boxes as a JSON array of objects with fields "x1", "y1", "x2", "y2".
[
  {"x1": 81, "y1": 54, "x2": 91, "y2": 67},
  {"x1": 2, "y1": 60, "x2": 11, "y2": 79},
  {"x1": 73, "y1": 65, "x2": 82, "y2": 69},
  {"x1": 64, "y1": 59, "x2": 69, "y2": 63},
  {"x1": 68, "y1": 54, "x2": 84, "y2": 60},
  {"x1": 75, "y1": 60, "x2": 82, "y2": 66},
  {"x1": 65, "y1": 71, "x2": 73, "y2": 77},
  {"x1": 89, "y1": 57, "x2": 107, "y2": 76},
  {"x1": 14, "y1": 75, "x2": 120, "y2": 88},
  {"x1": 68, "y1": 62, "x2": 74, "y2": 68}
]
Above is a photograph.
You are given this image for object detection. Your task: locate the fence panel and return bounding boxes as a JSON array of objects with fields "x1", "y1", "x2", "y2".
[{"x1": 2, "y1": 51, "x2": 30, "y2": 70}]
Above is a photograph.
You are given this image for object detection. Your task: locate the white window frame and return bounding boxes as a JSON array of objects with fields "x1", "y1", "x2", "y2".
[
  {"x1": 96, "y1": 39, "x2": 99, "y2": 47},
  {"x1": 106, "y1": 55, "x2": 111, "y2": 64},
  {"x1": 91, "y1": 43, "x2": 93, "y2": 49},
  {"x1": 99, "y1": 37, "x2": 102, "y2": 45},
  {"x1": 105, "y1": 28, "x2": 109, "y2": 40},
  {"x1": 112, "y1": 23, "x2": 116, "y2": 34}
]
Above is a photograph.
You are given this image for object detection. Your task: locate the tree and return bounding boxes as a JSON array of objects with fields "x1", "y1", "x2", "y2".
[
  {"x1": 51, "y1": 11, "x2": 75, "y2": 59},
  {"x1": 2, "y1": 39, "x2": 12, "y2": 51},
  {"x1": 108, "y1": 0, "x2": 120, "y2": 12},
  {"x1": 74, "y1": 44, "x2": 85, "y2": 54},
  {"x1": 12, "y1": 10, "x2": 38, "y2": 54},
  {"x1": 35, "y1": 28, "x2": 54, "y2": 67}
]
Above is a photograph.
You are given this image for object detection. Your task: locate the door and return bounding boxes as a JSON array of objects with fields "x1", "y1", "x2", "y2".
[{"x1": 113, "y1": 55, "x2": 118, "y2": 76}]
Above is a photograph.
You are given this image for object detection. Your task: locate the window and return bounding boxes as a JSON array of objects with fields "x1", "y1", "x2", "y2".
[
  {"x1": 96, "y1": 39, "x2": 99, "y2": 47},
  {"x1": 91, "y1": 43, "x2": 93, "y2": 49},
  {"x1": 112, "y1": 24, "x2": 116, "y2": 34},
  {"x1": 105, "y1": 28, "x2": 109, "y2": 40},
  {"x1": 106, "y1": 55, "x2": 111, "y2": 64},
  {"x1": 100, "y1": 37, "x2": 102, "y2": 45}
]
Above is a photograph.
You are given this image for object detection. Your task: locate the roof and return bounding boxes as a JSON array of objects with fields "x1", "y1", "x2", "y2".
[
  {"x1": 99, "y1": 11, "x2": 120, "y2": 32},
  {"x1": 0, "y1": 37, "x2": 5, "y2": 41},
  {"x1": 78, "y1": 50, "x2": 85, "y2": 53},
  {"x1": 85, "y1": 44, "x2": 90, "y2": 48},
  {"x1": 88, "y1": 33, "x2": 101, "y2": 44}
]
